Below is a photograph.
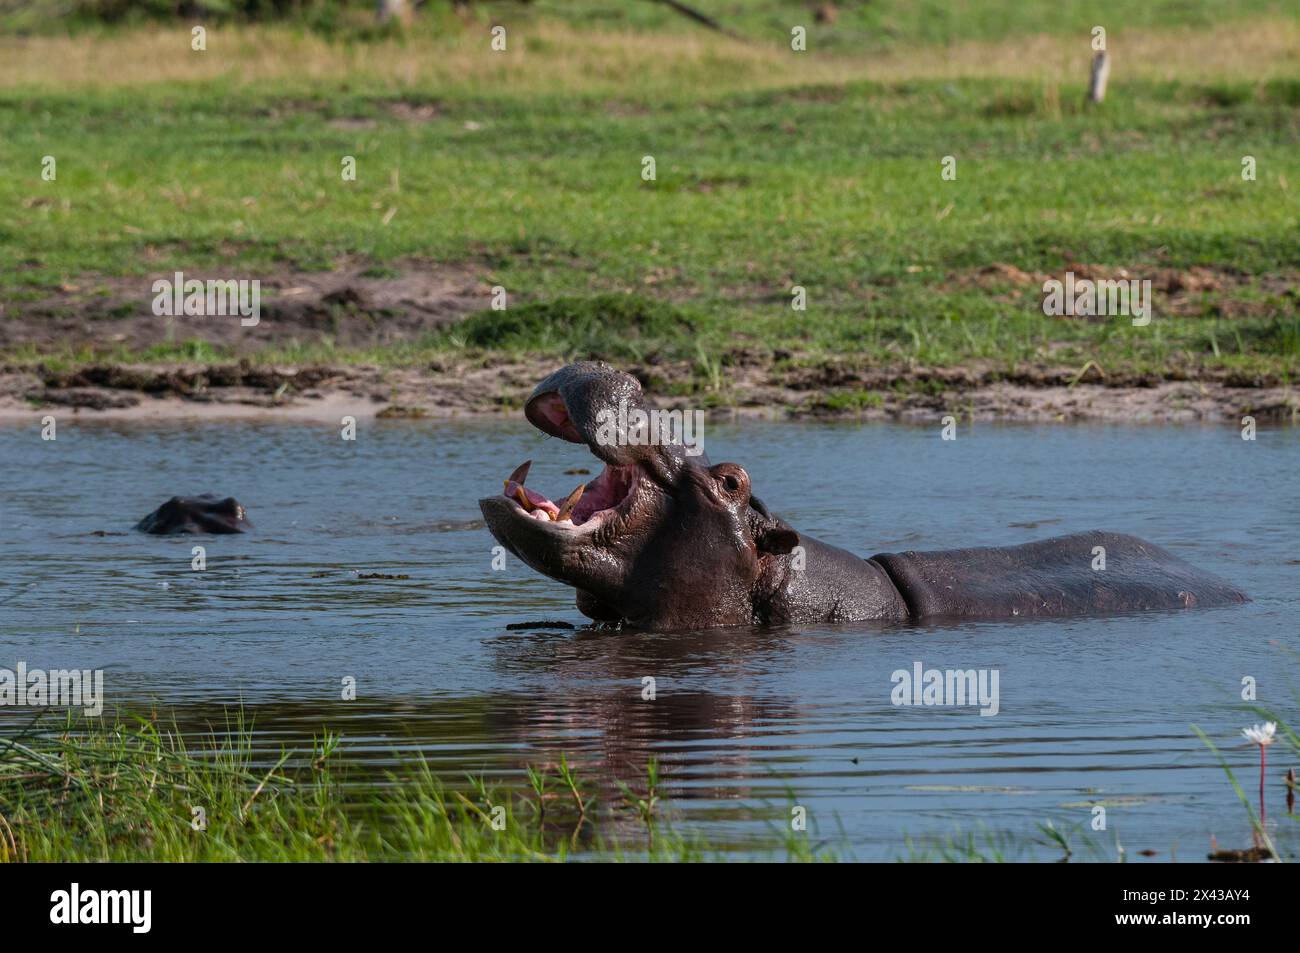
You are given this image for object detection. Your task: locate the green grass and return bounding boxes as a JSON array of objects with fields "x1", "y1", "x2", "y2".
[
  {"x1": 0, "y1": 711, "x2": 839, "y2": 862},
  {"x1": 901, "y1": 819, "x2": 1126, "y2": 863},
  {"x1": 0, "y1": 710, "x2": 1169, "y2": 863},
  {"x1": 1, "y1": 8, "x2": 1298, "y2": 389}
]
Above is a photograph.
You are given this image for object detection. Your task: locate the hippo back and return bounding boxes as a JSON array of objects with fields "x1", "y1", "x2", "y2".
[{"x1": 871, "y1": 531, "x2": 1247, "y2": 620}]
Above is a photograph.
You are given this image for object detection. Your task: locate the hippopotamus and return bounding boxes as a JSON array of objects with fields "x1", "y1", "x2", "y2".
[
  {"x1": 136, "y1": 495, "x2": 251, "y2": 534},
  {"x1": 479, "y1": 362, "x2": 1247, "y2": 630}
]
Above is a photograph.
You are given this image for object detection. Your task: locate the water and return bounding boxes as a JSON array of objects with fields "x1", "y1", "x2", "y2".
[{"x1": 1, "y1": 417, "x2": 1296, "y2": 861}]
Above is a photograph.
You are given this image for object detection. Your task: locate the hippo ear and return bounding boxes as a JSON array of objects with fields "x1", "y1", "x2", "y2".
[
  {"x1": 758, "y1": 525, "x2": 799, "y2": 556},
  {"x1": 751, "y1": 498, "x2": 798, "y2": 555}
]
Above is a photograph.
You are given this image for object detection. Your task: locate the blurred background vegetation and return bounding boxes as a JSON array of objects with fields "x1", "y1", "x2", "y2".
[{"x1": 4, "y1": 0, "x2": 1294, "y2": 44}]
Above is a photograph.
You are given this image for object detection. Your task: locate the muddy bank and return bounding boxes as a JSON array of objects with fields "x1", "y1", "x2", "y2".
[
  {"x1": 8, "y1": 260, "x2": 1296, "y2": 355},
  {"x1": 0, "y1": 260, "x2": 488, "y2": 352},
  {"x1": 954, "y1": 262, "x2": 1300, "y2": 320},
  {"x1": 4, "y1": 259, "x2": 1296, "y2": 427},
  {"x1": 1, "y1": 356, "x2": 1294, "y2": 424}
]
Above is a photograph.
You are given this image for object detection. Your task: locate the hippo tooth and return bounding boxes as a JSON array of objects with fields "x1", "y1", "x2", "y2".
[
  {"x1": 512, "y1": 485, "x2": 534, "y2": 511},
  {"x1": 507, "y1": 460, "x2": 532, "y2": 487},
  {"x1": 555, "y1": 484, "x2": 585, "y2": 522}
]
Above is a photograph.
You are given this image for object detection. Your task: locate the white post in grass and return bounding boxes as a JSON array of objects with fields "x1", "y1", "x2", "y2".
[
  {"x1": 377, "y1": 0, "x2": 412, "y2": 25},
  {"x1": 1088, "y1": 51, "x2": 1110, "y2": 104}
]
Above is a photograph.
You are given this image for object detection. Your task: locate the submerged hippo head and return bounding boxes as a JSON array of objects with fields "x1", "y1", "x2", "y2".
[
  {"x1": 136, "y1": 495, "x2": 252, "y2": 535},
  {"x1": 479, "y1": 362, "x2": 799, "y2": 629}
]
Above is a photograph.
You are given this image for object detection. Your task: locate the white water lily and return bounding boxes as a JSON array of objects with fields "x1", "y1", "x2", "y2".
[{"x1": 1241, "y1": 722, "x2": 1277, "y2": 746}]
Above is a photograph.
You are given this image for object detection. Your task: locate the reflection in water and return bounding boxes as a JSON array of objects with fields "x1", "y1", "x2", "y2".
[
  {"x1": 1, "y1": 418, "x2": 1298, "y2": 859},
  {"x1": 486, "y1": 626, "x2": 806, "y2": 803}
]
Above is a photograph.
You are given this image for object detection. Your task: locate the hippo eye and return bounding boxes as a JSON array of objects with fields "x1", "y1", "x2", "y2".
[{"x1": 711, "y1": 463, "x2": 748, "y2": 497}]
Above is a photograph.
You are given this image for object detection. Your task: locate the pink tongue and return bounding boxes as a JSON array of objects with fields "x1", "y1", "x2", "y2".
[{"x1": 504, "y1": 481, "x2": 559, "y2": 517}]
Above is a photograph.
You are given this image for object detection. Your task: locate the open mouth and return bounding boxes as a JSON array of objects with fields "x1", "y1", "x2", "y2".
[{"x1": 501, "y1": 459, "x2": 640, "y2": 530}]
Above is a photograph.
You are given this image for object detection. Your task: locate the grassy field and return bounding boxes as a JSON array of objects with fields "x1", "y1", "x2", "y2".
[{"x1": 1, "y1": 2, "x2": 1298, "y2": 409}]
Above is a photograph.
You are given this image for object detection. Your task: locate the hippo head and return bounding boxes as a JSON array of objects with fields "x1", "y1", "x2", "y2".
[
  {"x1": 135, "y1": 495, "x2": 252, "y2": 535},
  {"x1": 479, "y1": 362, "x2": 799, "y2": 629}
]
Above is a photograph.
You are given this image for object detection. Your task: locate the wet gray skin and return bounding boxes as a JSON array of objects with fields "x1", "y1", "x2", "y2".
[
  {"x1": 136, "y1": 495, "x2": 252, "y2": 535},
  {"x1": 479, "y1": 362, "x2": 1248, "y2": 630}
]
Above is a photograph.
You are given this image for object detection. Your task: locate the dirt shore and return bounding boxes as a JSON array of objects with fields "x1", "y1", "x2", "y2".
[
  {"x1": 4, "y1": 256, "x2": 1296, "y2": 425},
  {"x1": 0, "y1": 260, "x2": 488, "y2": 353},
  {"x1": 1, "y1": 356, "x2": 1294, "y2": 425}
]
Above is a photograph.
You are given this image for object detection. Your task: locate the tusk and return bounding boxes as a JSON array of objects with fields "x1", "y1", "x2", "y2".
[
  {"x1": 555, "y1": 484, "x2": 585, "y2": 522},
  {"x1": 507, "y1": 460, "x2": 532, "y2": 486},
  {"x1": 513, "y1": 485, "x2": 534, "y2": 511}
]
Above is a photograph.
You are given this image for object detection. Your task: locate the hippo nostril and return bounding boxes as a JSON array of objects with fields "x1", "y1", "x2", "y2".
[{"x1": 525, "y1": 393, "x2": 585, "y2": 443}]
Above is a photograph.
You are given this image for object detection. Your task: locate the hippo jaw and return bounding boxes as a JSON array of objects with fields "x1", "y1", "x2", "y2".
[
  {"x1": 479, "y1": 362, "x2": 798, "y2": 629},
  {"x1": 479, "y1": 458, "x2": 661, "y2": 619}
]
